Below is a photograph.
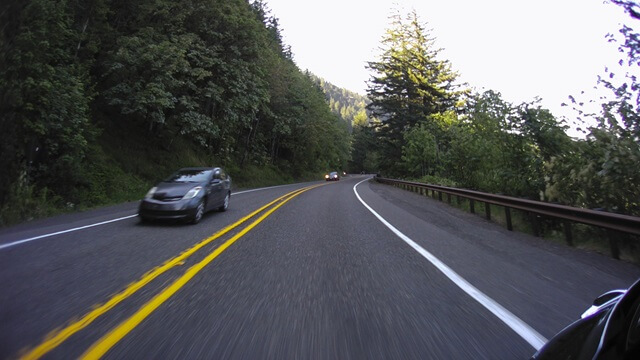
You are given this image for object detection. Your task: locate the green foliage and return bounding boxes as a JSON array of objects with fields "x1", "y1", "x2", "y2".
[
  {"x1": 225, "y1": 163, "x2": 293, "y2": 189},
  {"x1": 402, "y1": 123, "x2": 437, "y2": 177},
  {"x1": 349, "y1": 124, "x2": 379, "y2": 173},
  {"x1": 76, "y1": 144, "x2": 149, "y2": 206},
  {"x1": 0, "y1": 0, "x2": 93, "y2": 205},
  {"x1": 0, "y1": 0, "x2": 352, "y2": 225},
  {"x1": 311, "y1": 74, "x2": 371, "y2": 130},
  {"x1": 0, "y1": 179, "x2": 62, "y2": 227},
  {"x1": 546, "y1": 1, "x2": 640, "y2": 216},
  {"x1": 546, "y1": 122, "x2": 640, "y2": 214},
  {"x1": 440, "y1": 91, "x2": 572, "y2": 199},
  {"x1": 414, "y1": 175, "x2": 457, "y2": 187},
  {"x1": 366, "y1": 9, "x2": 462, "y2": 175}
]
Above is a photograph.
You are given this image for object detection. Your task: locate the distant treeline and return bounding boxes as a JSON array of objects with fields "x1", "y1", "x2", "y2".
[
  {"x1": 311, "y1": 75, "x2": 370, "y2": 130},
  {"x1": 0, "y1": 0, "x2": 350, "y2": 224}
]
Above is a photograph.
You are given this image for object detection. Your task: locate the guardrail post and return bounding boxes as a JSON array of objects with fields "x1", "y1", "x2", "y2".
[
  {"x1": 505, "y1": 207, "x2": 513, "y2": 231},
  {"x1": 531, "y1": 213, "x2": 541, "y2": 237},
  {"x1": 607, "y1": 229, "x2": 620, "y2": 260},
  {"x1": 563, "y1": 221, "x2": 574, "y2": 246},
  {"x1": 378, "y1": 178, "x2": 640, "y2": 262}
]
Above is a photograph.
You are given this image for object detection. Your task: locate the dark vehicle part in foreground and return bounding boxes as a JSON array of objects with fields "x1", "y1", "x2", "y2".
[
  {"x1": 532, "y1": 278, "x2": 640, "y2": 359},
  {"x1": 138, "y1": 167, "x2": 231, "y2": 224},
  {"x1": 325, "y1": 171, "x2": 340, "y2": 181}
]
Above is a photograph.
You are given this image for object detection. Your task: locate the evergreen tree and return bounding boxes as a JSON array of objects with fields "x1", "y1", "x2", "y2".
[{"x1": 366, "y1": 9, "x2": 461, "y2": 175}]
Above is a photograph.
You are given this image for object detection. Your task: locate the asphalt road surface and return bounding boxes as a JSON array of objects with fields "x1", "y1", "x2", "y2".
[{"x1": 1, "y1": 175, "x2": 639, "y2": 359}]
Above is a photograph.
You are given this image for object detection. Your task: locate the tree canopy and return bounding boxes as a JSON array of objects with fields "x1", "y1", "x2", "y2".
[
  {"x1": 0, "y1": 0, "x2": 350, "y2": 224},
  {"x1": 352, "y1": 4, "x2": 639, "y2": 218},
  {"x1": 365, "y1": 9, "x2": 462, "y2": 175}
]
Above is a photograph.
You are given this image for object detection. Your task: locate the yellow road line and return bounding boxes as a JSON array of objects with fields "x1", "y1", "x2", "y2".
[
  {"x1": 20, "y1": 185, "x2": 318, "y2": 360},
  {"x1": 81, "y1": 185, "x2": 316, "y2": 359}
]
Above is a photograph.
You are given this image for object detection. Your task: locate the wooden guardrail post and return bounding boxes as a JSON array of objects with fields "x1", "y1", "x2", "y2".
[
  {"x1": 531, "y1": 213, "x2": 541, "y2": 237},
  {"x1": 505, "y1": 207, "x2": 513, "y2": 231},
  {"x1": 607, "y1": 229, "x2": 620, "y2": 260},
  {"x1": 377, "y1": 177, "x2": 640, "y2": 262},
  {"x1": 563, "y1": 221, "x2": 574, "y2": 246}
]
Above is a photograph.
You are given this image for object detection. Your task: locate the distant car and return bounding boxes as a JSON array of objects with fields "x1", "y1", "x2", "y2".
[
  {"x1": 325, "y1": 171, "x2": 340, "y2": 181},
  {"x1": 531, "y1": 277, "x2": 640, "y2": 359},
  {"x1": 138, "y1": 167, "x2": 231, "y2": 224}
]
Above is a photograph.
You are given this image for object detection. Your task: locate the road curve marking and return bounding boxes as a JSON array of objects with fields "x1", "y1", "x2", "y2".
[
  {"x1": 353, "y1": 178, "x2": 548, "y2": 350},
  {"x1": 80, "y1": 184, "x2": 320, "y2": 359},
  {"x1": 19, "y1": 185, "x2": 318, "y2": 360}
]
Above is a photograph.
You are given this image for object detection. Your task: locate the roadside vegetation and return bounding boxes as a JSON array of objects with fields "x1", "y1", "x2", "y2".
[
  {"x1": 350, "y1": 2, "x2": 640, "y2": 261},
  {"x1": 1, "y1": 0, "x2": 638, "y2": 245},
  {"x1": 352, "y1": 3, "x2": 640, "y2": 216},
  {"x1": 0, "y1": 0, "x2": 350, "y2": 226}
]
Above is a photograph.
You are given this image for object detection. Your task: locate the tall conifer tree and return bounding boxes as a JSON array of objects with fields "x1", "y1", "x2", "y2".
[{"x1": 366, "y1": 9, "x2": 460, "y2": 175}]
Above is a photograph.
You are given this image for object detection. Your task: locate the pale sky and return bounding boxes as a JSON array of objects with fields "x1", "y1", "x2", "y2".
[{"x1": 264, "y1": 0, "x2": 634, "y2": 128}]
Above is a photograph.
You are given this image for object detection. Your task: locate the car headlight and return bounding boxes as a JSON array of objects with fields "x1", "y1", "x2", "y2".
[
  {"x1": 145, "y1": 187, "x2": 157, "y2": 199},
  {"x1": 325, "y1": 174, "x2": 329, "y2": 178},
  {"x1": 183, "y1": 186, "x2": 203, "y2": 200}
]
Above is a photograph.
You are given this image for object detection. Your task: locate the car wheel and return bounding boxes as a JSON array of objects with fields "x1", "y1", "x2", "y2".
[
  {"x1": 219, "y1": 192, "x2": 230, "y2": 211},
  {"x1": 191, "y1": 200, "x2": 205, "y2": 224},
  {"x1": 139, "y1": 215, "x2": 150, "y2": 224}
]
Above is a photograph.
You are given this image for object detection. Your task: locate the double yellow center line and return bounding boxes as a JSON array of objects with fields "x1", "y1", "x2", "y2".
[{"x1": 21, "y1": 184, "x2": 322, "y2": 360}]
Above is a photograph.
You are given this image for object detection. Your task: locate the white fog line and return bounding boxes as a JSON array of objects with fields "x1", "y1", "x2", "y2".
[
  {"x1": 353, "y1": 178, "x2": 547, "y2": 350},
  {"x1": 0, "y1": 215, "x2": 138, "y2": 251},
  {"x1": 0, "y1": 183, "x2": 305, "y2": 251}
]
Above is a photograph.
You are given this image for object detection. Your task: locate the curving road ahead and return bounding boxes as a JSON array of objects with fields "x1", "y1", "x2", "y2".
[{"x1": 1, "y1": 175, "x2": 639, "y2": 359}]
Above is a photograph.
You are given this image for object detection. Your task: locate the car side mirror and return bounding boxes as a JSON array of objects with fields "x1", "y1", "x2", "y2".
[{"x1": 581, "y1": 289, "x2": 626, "y2": 319}]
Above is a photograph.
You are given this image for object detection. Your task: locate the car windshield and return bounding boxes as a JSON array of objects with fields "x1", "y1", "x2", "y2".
[
  {"x1": 164, "y1": 169, "x2": 212, "y2": 183},
  {"x1": 330, "y1": 172, "x2": 338, "y2": 176}
]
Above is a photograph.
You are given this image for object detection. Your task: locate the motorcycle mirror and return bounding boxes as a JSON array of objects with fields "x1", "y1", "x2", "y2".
[{"x1": 582, "y1": 289, "x2": 626, "y2": 319}]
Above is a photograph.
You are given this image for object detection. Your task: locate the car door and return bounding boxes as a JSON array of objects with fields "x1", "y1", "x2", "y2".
[
  {"x1": 208, "y1": 169, "x2": 224, "y2": 210},
  {"x1": 219, "y1": 169, "x2": 231, "y2": 192}
]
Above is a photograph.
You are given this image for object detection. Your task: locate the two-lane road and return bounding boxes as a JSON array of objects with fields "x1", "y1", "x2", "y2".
[{"x1": 1, "y1": 175, "x2": 638, "y2": 359}]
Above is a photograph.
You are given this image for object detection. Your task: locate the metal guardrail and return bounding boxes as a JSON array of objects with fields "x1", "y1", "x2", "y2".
[{"x1": 375, "y1": 177, "x2": 640, "y2": 259}]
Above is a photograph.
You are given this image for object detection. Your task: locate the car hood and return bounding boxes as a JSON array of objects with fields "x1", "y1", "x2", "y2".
[{"x1": 153, "y1": 182, "x2": 203, "y2": 200}]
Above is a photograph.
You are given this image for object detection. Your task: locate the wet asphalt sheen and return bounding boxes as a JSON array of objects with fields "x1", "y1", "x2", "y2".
[{"x1": 1, "y1": 175, "x2": 639, "y2": 359}]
